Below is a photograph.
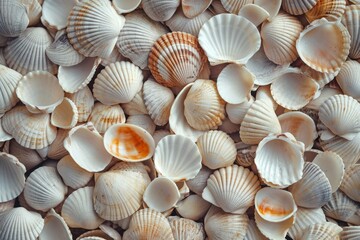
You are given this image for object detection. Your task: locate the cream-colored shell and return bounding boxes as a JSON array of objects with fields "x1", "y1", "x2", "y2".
[
  {"x1": 305, "y1": 0, "x2": 346, "y2": 22},
  {"x1": 255, "y1": 211, "x2": 295, "y2": 240},
  {"x1": 88, "y1": 103, "x2": 126, "y2": 134},
  {"x1": 238, "y1": 4, "x2": 269, "y2": 27},
  {"x1": 0, "y1": 0, "x2": 29, "y2": 37},
  {"x1": 182, "y1": 0, "x2": 212, "y2": 18},
  {"x1": 168, "y1": 216, "x2": 205, "y2": 240},
  {"x1": 142, "y1": 0, "x2": 180, "y2": 22},
  {"x1": 226, "y1": 96, "x2": 254, "y2": 124},
  {"x1": 340, "y1": 164, "x2": 360, "y2": 202},
  {"x1": 47, "y1": 128, "x2": 69, "y2": 160},
  {"x1": 41, "y1": 0, "x2": 76, "y2": 31},
  {"x1": 300, "y1": 64, "x2": 339, "y2": 88},
  {"x1": 51, "y1": 97, "x2": 78, "y2": 129},
  {"x1": 255, "y1": 85, "x2": 278, "y2": 110},
  {"x1": 342, "y1": 5, "x2": 360, "y2": 60},
  {"x1": 254, "y1": 0, "x2": 282, "y2": 20},
  {"x1": 38, "y1": 209, "x2": 72, "y2": 240},
  {"x1": 306, "y1": 86, "x2": 342, "y2": 111},
  {"x1": 336, "y1": 60, "x2": 360, "y2": 100},
  {"x1": 244, "y1": 219, "x2": 267, "y2": 240},
  {"x1": 300, "y1": 222, "x2": 342, "y2": 240},
  {"x1": 175, "y1": 194, "x2": 211, "y2": 221},
  {"x1": 341, "y1": 226, "x2": 360, "y2": 240},
  {"x1": 0, "y1": 64, "x2": 22, "y2": 114},
  {"x1": 66, "y1": 86, "x2": 94, "y2": 122},
  {"x1": 282, "y1": 0, "x2": 318, "y2": 15},
  {"x1": 186, "y1": 166, "x2": 213, "y2": 195},
  {"x1": 126, "y1": 114, "x2": 156, "y2": 135},
  {"x1": 121, "y1": 88, "x2": 148, "y2": 116}
]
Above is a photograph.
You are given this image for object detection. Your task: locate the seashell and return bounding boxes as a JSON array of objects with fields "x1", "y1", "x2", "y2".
[
  {"x1": 117, "y1": 10, "x2": 168, "y2": 70},
  {"x1": 143, "y1": 177, "x2": 180, "y2": 212},
  {"x1": 255, "y1": 132, "x2": 305, "y2": 188},
  {"x1": 112, "y1": 0, "x2": 142, "y2": 14},
  {"x1": 288, "y1": 207, "x2": 327, "y2": 240},
  {"x1": 300, "y1": 222, "x2": 342, "y2": 240},
  {"x1": 278, "y1": 111, "x2": 317, "y2": 150},
  {"x1": 341, "y1": 226, "x2": 360, "y2": 240},
  {"x1": 121, "y1": 88, "x2": 148, "y2": 116},
  {"x1": 184, "y1": 79, "x2": 225, "y2": 131},
  {"x1": 123, "y1": 208, "x2": 174, "y2": 240},
  {"x1": 46, "y1": 30, "x2": 85, "y2": 67},
  {"x1": 99, "y1": 224, "x2": 122, "y2": 240},
  {"x1": 66, "y1": 86, "x2": 94, "y2": 122},
  {"x1": 226, "y1": 95, "x2": 254, "y2": 124},
  {"x1": 313, "y1": 151, "x2": 345, "y2": 192},
  {"x1": 142, "y1": 0, "x2": 180, "y2": 22},
  {"x1": 340, "y1": 164, "x2": 360, "y2": 202},
  {"x1": 166, "y1": 9, "x2": 214, "y2": 37},
  {"x1": 255, "y1": 85, "x2": 278, "y2": 110},
  {"x1": 240, "y1": 99, "x2": 282, "y2": 144},
  {"x1": 88, "y1": 103, "x2": 126, "y2": 134},
  {"x1": 41, "y1": 0, "x2": 76, "y2": 31},
  {"x1": 305, "y1": 0, "x2": 346, "y2": 22},
  {"x1": 61, "y1": 187, "x2": 104, "y2": 229},
  {"x1": 100, "y1": 46, "x2": 125, "y2": 67},
  {"x1": 16, "y1": 71, "x2": 64, "y2": 114},
  {"x1": 306, "y1": 86, "x2": 342, "y2": 110},
  {"x1": 218, "y1": 117, "x2": 240, "y2": 134},
  {"x1": 2, "y1": 106, "x2": 57, "y2": 149},
  {"x1": 0, "y1": 207, "x2": 44, "y2": 240},
  {"x1": 186, "y1": 166, "x2": 213, "y2": 195},
  {"x1": 239, "y1": 4, "x2": 270, "y2": 27},
  {"x1": 57, "y1": 155, "x2": 93, "y2": 189},
  {"x1": 176, "y1": 194, "x2": 211, "y2": 221},
  {"x1": 220, "y1": 0, "x2": 252, "y2": 14},
  {"x1": 0, "y1": 64, "x2": 22, "y2": 114},
  {"x1": 244, "y1": 219, "x2": 267, "y2": 240},
  {"x1": 66, "y1": 0, "x2": 125, "y2": 58},
  {"x1": 202, "y1": 165, "x2": 260, "y2": 214},
  {"x1": 0, "y1": 152, "x2": 26, "y2": 202},
  {"x1": 288, "y1": 162, "x2": 332, "y2": 208},
  {"x1": 7, "y1": 139, "x2": 43, "y2": 170},
  {"x1": 261, "y1": 13, "x2": 303, "y2": 65},
  {"x1": 153, "y1": 130, "x2": 171, "y2": 147},
  {"x1": 76, "y1": 230, "x2": 113, "y2": 240},
  {"x1": 255, "y1": 187, "x2": 297, "y2": 223},
  {"x1": 168, "y1": 216, "x2": 205, "y2": 240},
  {"x1": 38, "y1": 208, "x2": 72, "y2": 240},
  {"x1": 47, "y1": 129, "x2": 69, "y2": 160},
  {"x1": 93, "y1": 61, "x2": 143, "y2": 105},
  {"x1": 198, "y1": 14, "x2": 261, "y2": 66},
  {"x1": 209, "y1": 0, "x2": 227, "y2": 14},
  {"x1": 0, "y1": 0, "x2": 29, "y2": 37},
  {"x1": 24, "y1": 166, "x2": 68, "y2": 211},
  {"x1": 197, "y1": 130, "x2": 236, "y2": 170},
  {"x1": 336, "y1": 60, "x2": 360, "y2": 100},
  {"x1": 235, "y1": 144, "x2": 256, "y2": 167},
  {"x1": 0, "y1": 199, "x2": 15, "y2": 214},
  {"x1": 296, "y1": 18, "x2": 351, "y2": 73},
  {"x1": 94, "y1": 164, "x2": 151, "y2": 221},
  {"x1": 143, "y1": 79, "x2": 175, "y2": 126},
  {"x1": 148, "y1": 32, "x2": 206, "y2": 88},
  {"x1": 282, "y1": 0, "x2": 318, "y2": 15},
  {"x1": 126, "y1": 114, "x2": 156, "y2": 135},
  {"x1": 255, "y1": 211, "x2": 295, "y2": 240},
  {"x1": 51, "y1": 97, "x2": 78, "y2": 129},
  {"x1": 4, "y1": 27, "x2": 57, "y2": 75},
  {"x1": 169, "y1": 83, "x2": 206, "y2": 141},
  {"x1": 300, "y1": 64, "x2": 339, "y2": 88},
  {"x1": 254, "y1": 0, "x2": 282, "y2": 20},
  {"x1": 204, "y1": 206, "x2": 249, "y2": 240},
  {"x1": 18, "y1": 0, "x2": 42, "y2": 26},
  {"x1": 182, "y1": 0, "x2": 212, "y2": 18},
  {"x1": 64, "y1": 124, "x2": 112, "y2": 172},
  {"x1": 342, "y1": 5, "x2": 360, "y2": 60},
  {"x1": 58, "y1": 57, "x2": 101, "y2": 93},
  {"x1": 217, "y1": 64, "x2": 254, "y2": 104}
]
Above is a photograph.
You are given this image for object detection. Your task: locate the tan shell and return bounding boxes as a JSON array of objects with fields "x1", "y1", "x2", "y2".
[
  {"x1": 7, "y1": 139, "x2": 43, "y2": 171},
  {"x1": 305, "y1": 0, "x2": 346, "y2": 22},
  {"x1": 88, "y1": 103, "x2": 126, "y2": 134},
  {"x1": 340, "y1": 164, "x2": 360, "y2": 202}
]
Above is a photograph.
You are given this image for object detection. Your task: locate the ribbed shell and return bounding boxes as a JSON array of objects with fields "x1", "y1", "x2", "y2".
[
  {"x1": 244, "y1": 219, "x2": 267, "y2": 240},
  {"x1": 88, "y1": 103, "x2": 126, "y2": 134},
  {"x1": 342, "y1": 5, "x2": 360, "y2": 60},
  {"x1": 0, "y1": 64, "x2": 22, "y2": 114},
  {"x1": 142, "y1": 0, "x2": 180, "y2": 22},
  {"x1": 121, "y1": 89, "x2": 148, "y2": 116},
  {"x1": 341, "y1": 226, "x2": 360, "y2": 240},
  {"x1": 305, "y1": 0, "x2": 346, "y2": 22},
  {"x1": 168, "y1": 216, "x2": 205, "y2": 240},
  {"x1": 282, "y1": 0, "x2": 318, "y2": 15},
  {"x1": 300, "y1": 222, "x2": 342, "y2": 240},
  {"x1": 336, "y1": 60, "x2": 360, "y2": 100},
  {"x1": 226, "y1": 96, "x2": 254, "y2": 124},
  {"x1": 126, "y1": 114, "x2": 156, "y2": 135},
  {"x1": 0, "y1": 0, "x2": 29, "y2": 37},
  {"x1": 66, "y1": 86, "x2": 94, "y2": 122},
  {"x1": 340, "y1": 164, "x2": 360, "y2": 202},
  {"x1": 41, "y1": 0, "x2": 76, "y2": 31},
  {"x1": 300, "y1": 64, "x2": 339, "y2": 88},
  {"x1": 220, "y1": 0, "x2": 252, "y2": 14}
]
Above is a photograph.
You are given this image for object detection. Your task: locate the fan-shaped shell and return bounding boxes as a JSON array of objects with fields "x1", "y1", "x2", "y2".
[
  {"x1": 336, "y1": 60, "x2": 360, "y2": 100},
  {"x1": 88, "y1": 103, "x2": 126, "y2": 134},
  {"x1": 0, "y1": 64, "x2": 22, "y2": 114},
  {"x1": 238, "y1": 4, "x2": 269, "y2": 27},
  {"x1": 282, "y1": 0, "x2": 318, "y2": 15},
  {"x1": 66, "y1": 86, "x2": 94, "y2": 122},
  {"x1": 342, "y1": 5, "x2": 360, "y2": 60},
  {"x1": 51, "y1": 97, "x2": 78, "y2": 129},
  {"x1": 226, "y1": 96, "x2": 254, "y2": 125},
  {"x1": 41, "y1": 0, "x2": 76, "y2": 31},
  {"x1": 300, "y1": 63, "x2": 339, "y2": 88},
  {"x1": 341, "y1": 226, "x2": 360, "y2": 240},
  {"x1": 39, "y1": 209, "x2": 72, "y2": 240},
  {"x1": 142, "y1": 0, "x2": 180, "y2": 22},
  {"x1": 305, "y1": 0, "x2": 346, "y2": 22},
  {"x1": 244, "y1": 219, "x2": 267, "y2": 240},
  {"x1": 300, "y1": 222, "x2": 342, "y2": 240},
  {"x1": 0, "y1": 0, "x2": 29, "y2": 37},
  {"x1": 168, "y1": 216, "x2": 205, "y2": 240},
  {"x1": 340, "y1": 164, "x2": 360, "y2": 202}
]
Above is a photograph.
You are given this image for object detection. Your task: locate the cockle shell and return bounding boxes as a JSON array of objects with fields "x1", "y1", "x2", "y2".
[
  {"x1": 238, "y1": 4, "x2": 270, "y2": 27},
  {"x1": 112, "y1": 0, "x2": 142, "y2": 14},
  {"x1": 168, "y1": 216, "x2": 205, "y2": 240},
  {"x1": 88, "y1": 103, "x2": 126, "y2": 134},
  {"x1": 51, "y1": 97, "x2": 78, "y2": 129},
  {"x1": 175, "y1": 195, "x2": 211, "y2": 221},
  {"x1": 336, "y1": 60, "x2": 360, "y2": 100},
  {"x1": 340, "y1": 164, "x2": 360, "y2": 202},
  {"x1": 341, "y1": 226, "x2": 360, "y2": 240},
  {"x1": 198, "y1": 14, "x2": 261, "y2": 65},
  {"x1": 305, "y1": 0, "x2": 346, "y2": 22},
  {"x1": 66, "y1": 86, "x2": 94, "y2": 122},
  {"x1": 66, "y1": 0, "x2": 125, "y2": 58},
  {"x1": 282, "y1": 0, "x2": 318, "y2": 15},
  {"x1": 342, "y1": 5, "x2": 360, "y2": 60},
  {"x1": 41, "y1": 0, "x2": 76, "y2": 31},
  {"x1": 38, "y1": 209, "x2": 72, "y2": 240},
  {"x1": 0, "y1": 0, "x2": 29, "y2": 37},
  {"x1": 142, "y1": 0, "x2": 180, "y2": 22},
  {"x1": 126, "y1": 114, "x2": 156, "y2": 135},
  {"x1": 300, "y1": 222, "x2": 342, "y2": 240},
  {"x1": 0, "y1": 64, "x2": 22, "y2": 114}
]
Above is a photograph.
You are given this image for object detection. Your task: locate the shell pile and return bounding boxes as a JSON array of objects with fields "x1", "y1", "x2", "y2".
[{"x1": 1, "y1": 0, "x2": 360, "y2": 239}]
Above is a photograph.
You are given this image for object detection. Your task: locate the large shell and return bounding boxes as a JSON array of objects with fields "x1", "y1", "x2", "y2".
[
  {"x1": 342, "y1": 5, "x2": 360, "y2": 60},
  {"x1": 305, "y1": 0, "x2": 346, "y2": 22},
  {"x1": 336, "y1": 60, "x2": 360, "y2": 100},
  {"x1": 88, "y1": 103, "x2": 126, "y2": 134},
  {"x1": 4, "y1": 27, "x2": 57, "y2": 75},
  {"x1": 168, "y1": 216, "x2": 205, "y2": 240},
  {"x1": 198, "y1": 14, "x2": 261, "y2": 65},
  {"x1": 300, "y1": 222, "x2": 342, "y2": 240},
  {"x1": 340, "y1": 164, "x2": 360, "y2": 202},
  {"x1": 38, "y1": 209, "x2": 72, "y2": 240},
  {"x1": 66, "y1": 0, "x2": 125, "y2": 58},
  {"x1": 66, "y1": 86, "x2": 94, "y2": 122},
  {"x1": 282, "y1": 0, "x2": 318, "y2": 15},
  {"x1": 93, "y1": 61, "x2": 143, "y2": 105},
  {"x1": 41, "y1": 0, "x2": 76, "y2": 31},
  {"x1": 50, "y1": 97, "x2": 78, "y2": 129},
  {"x1": 2, "y1": 106, "x2": 57, "y2": 149},
  {"x1": 202, "y1": 165, "x2": 261, "y2": 214},
  {"x1": 148, "y1": 32, "x2": 206, "y2": 88},
  {"x1": 0, "y1": 64, "x2": 22, "y2": 114},
  {"x1": 142, "y1": 0, "x2": 180, "y2": 22},
  {"x1": 0, "y1": 0, "x2": 29, "y2": 37}
]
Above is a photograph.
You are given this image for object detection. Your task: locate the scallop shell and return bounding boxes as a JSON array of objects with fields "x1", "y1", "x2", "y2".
[
  {"x1": 300, "y1": 64, "x2": 339, "y2": 89},
  {"x1": 240, "y1": 99, "x2": 282, "y2": 144},
  {"x1": 175, "y1": 194, "x2": 211, "y2": 221},
  {"x1": 93, "y1": 61, "x2": 143, "y2": 105},
  {"x1": 261, "y1": 12, "x2": 303, "y2": 65},
  {"x1": 38, "y1": 208, "x2": 72, "y2": 240},
  {"x1": 253, "y1": 0, "x2": 282, "y2": 20},
  {"x1": 51, "y1": 97, "x2": 78, "y2": 129},
  {"x1": 182, "y1": 0, "x2": 212, "y2": 18},
  {"x1": 202, "y1": 165, "x2": 260, "y2": 214},
  {"x1": 0, "y1": 207, "x2": 44, "y2": 240},
  {"x1": 0, "y1": 0, "x2": 29, "y2": 37},
  {"x1": 282, "y1": 0, "x2": 318, "y2": 15},
  {"x1": 296, "y1": 18, "x2": 351, "y2": 73},
  {"x1": 226, "y1": 95, "x2": 254, "y2": 124},
  {"x1": 143, "y1": 79, "x2": 175, "y2": 126},
  {"x1": 7, "y1": 139, "x2": 43, "y2": 170},
  {"x1": 126, "y1": 114, "x2": 156, "y2": 135},
  {"x1": 305, "y1": 0, "x2": 346, "y2": 22},
  {"x1": 0, "y1": 64, "x2": 22, "y2": 114},
  {"x1": 16, "y1": 71, "x2": 64, "y2": 114},
  {"x1": 117, "y1": 10, "x2": 168, "y2": 70},
  {"x1": 255, "y1": 211, "x2": 295, "y2": 240},
  {"x1": 186, "y1": 166, "x2": 213, "y2": 195},
  {"x1": 66, "y1": 0, "x2": 125, "y2": 58},
  {"x1": 288, "y1": 162, "x2": 332, "y2": 208},
  {"x1": 238, "y1": 4, "x2": 269, "y2": 27},
  {"x1": 255, "y1": 132, "x2": 305, "y2": 188},
  {"x1": 154, "y1": 135, "x2": 202, "y2": 181},
  {"x1": 112, "y1": 0, "x2": 141, "y2": 14},
  {"x1": 198, "y1": 14, "x2": 261, "y2": 66},
  {"x1": 148, "y1": 32, "x2": 206, "y2": 88},
  {"x1": 300, "y1": 222, "x2": 342, "y2": 240},
  {"x1": 4, "y1": 27, "x2": 57, "y2": 75},
  {"x1": 341, "y1": 226, "x2": 360, "y2": 240},
  {"x1": 342, "y1": 5, "x2": 360, "y2": 60},
  {"x1": 88, "y1": 103, "x2": 126, "y2": 134},
  {"x1": 2, "y1": 106, "x2": 57, "y2": 149},
  {"x1": 336, "y1": 60, "x2": 360, "y2": 100},
  {"x1": 66, "y1": 86, "x2": 94, "y2": 122},
  {"x1": 210, "y1": 0, "x2": 228, "y2": 14},
  {"x1": 340, "y1": 164, "x2": 360, "y2": 202},
  {"x1": 184, "y1": 79, "x2": 225, "y2": 131},
  {"x1": 47, "y1": 129, "x2": 69, "y2": 160},
  {"x1": 41, "y1": 0, "x2": 76, "y2": 31},
  {"x1": 142, "y1": 0, "x2": 180, "y2": 22},
  {"x1": 220, "y1": 0, "x2": 252, "y2": 14},
  {"x1": 168, "y1": 216, "x2": 205, "y2": 240},
  {"x1": 121, "y1": 88, "x2": 148, "y2": 116},
  {"x1": 61, "y1": 187, "x2": 104, "y2": 229}
]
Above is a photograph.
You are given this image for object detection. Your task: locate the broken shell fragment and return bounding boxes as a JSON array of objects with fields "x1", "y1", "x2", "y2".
[{"x1": 50, "y1": 97, "x2": 78, "y2": 129}]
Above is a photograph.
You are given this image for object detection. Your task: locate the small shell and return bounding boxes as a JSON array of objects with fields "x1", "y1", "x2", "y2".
[
  {"x1": 340, "y1": 164, "x2": 360, "y2": 202},
  {"x1": 235, "y1": 144, "x2": 257, "y2": 167},
  {"x1": 112, "y1": 0, "x2": 141, "y2": 14},
  {"x1": 93, "y1": 61, "x2": 143, "y2": 105},
  {"x1": 38, "y1": 209, "x2": 72, "y2": 240},
  {"x1": 186, "y1": 166, "x2": 213, "y2": 195},
  {"x1": 121, "y1": 89, "x2": 148, "y2": 116},
  {"x1": 226, "y1": 95, "x2": 254, "y2": 124},
  {"x1": 238, "y1": 4, "x2": 269, "y2": 27},
  {"x1": 47, "y1": 129, "x2": 69, "y2": 160},
  {"x1": 66, "y1": 0, "x2": 125, "y2": 58},
  {"x1": 341, "y1": 226, "x2": 360, "y2": 240},
  {"x1": 336, "y1": 60, "x2": 360, "y2": 100},
  {"x1": 51, "y1": 97, "x2": 78, "y2": 129},
  {"x1": 255, "y1": 211, "x2": 295, "y2": 240},
  {"x1": 148, "y1": 32, "x2": 206, "y2": 88},
  {"x1": 300, "y1": 222, "x2": 342, "y2": 240},
  {"x1": 126, "y1": 114, "x2": 156, "y2": 135},
  {"x1": 168, "y1": 216, "x2": 205, "y2": 240},
  {"x1": 220, "y1": 0, "x2": 252, "y2": 14},
  {"x1": 0, "y1": 64, "x2": 22, "y2": 114},
  {"x1": 261, "y1": 12, "x2": 303, "y2": 65},
  {"x1": 342, "y1": 5, "x2": 360, "y2": 60},
  {"x1": 253, "y1": 0, "x2": 282, "y2": 20},
  {"x1": 182, "y1": 0, "x2": 212, "y2": 18},
  {"x1": 176, "y1": 195, "x2": 211, "y2": 221},
  {"x1": 61, "y1": 187, "x2": 104, "y2": 229},
  {"x1": 88, "y1": 103, "x2": 126, "y2": 134},
  {"x1": 296, "y1": 18, "x2": 351, "y2": 73},
  {"x1": 8, "y1": 139, "x2": 43, "y2": 170},
  {"x1": 142, "y1": 0, "x2": 180, "y2": 22},
  {"x1": 282, "y1": 0, "x2": 318, "y2": 15},
  {"x1": 305, "y1": 0, "x2": 346, "y2": 22},
  {"x1": 154, "y1": 135, "x2": 202, "y2": 181},
  {"x1": 41, "y1": 0, "x2": 76, "y2": 31},
  {"x1": 0, "y1": 207, "x2": 44, "y2": 240},
  {"x1": 244, "y1": 219, "x2": 267, "y2": 240},
  {"x1": 198, "y1": 14, "x2": 261, "y2": 65},
  {"x1": 202, "y1": 165, "x2": 261, "y2": 214},
  {"x1": 0, "y1": 0, "x2": 29, "y2": 37},
  {"x1": 184, "y1": 79, "x2": 225, "y2": 131},
  {"x1": 66, "y1": 86, "x2": 94, "y2": 122}
]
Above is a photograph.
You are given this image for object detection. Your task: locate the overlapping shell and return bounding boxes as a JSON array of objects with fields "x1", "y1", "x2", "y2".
[{"x1": 0, "y1": 64, "x2": 22, "y2": 115}]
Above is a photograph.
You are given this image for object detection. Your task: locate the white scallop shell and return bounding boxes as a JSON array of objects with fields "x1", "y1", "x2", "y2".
[
  {"x1": 342, "y1": 5, "x2": 360, "y2": 60},
  {"x1": 142, "y1": 0, "x2": 180, "y2": 21},
  {"x1": 305, "y1": 0, "x2": 346, "y2": 22},
  {"x1": 41, "y1": 0, "x2": 76, "y2": 31},
  {"x1": 182, "y1": 0, "x2": 212, "y2": 18},
  {"x1": 0, "y1": 64, "x2": 22, "y2": 114},
  {"x1": 175, "y1": 194, "x2": 211, "y2": 221},
  {"x1": 126, "y1": 114, "x2": 156, "y2": 135},
  {"x1": 226, "y1": 95, "x2": 254, "y2": 125},
  {"x1": 0, "y1": 0, "x2": 29, "y2": 37},
  {"x1": 121, "y1": 88, "x2": 148, "y2": 116},
  {"x1": 51, "y1": 97, "x2": 78, "y2": 129},
  {"x1": 254, "y1": 211, "x2": 295, "y2": 240},
  {"x1": 38, "y1": 209, "x2": 72, "y2": 240},
  {"x1": 238, "y1": 4, "x2": 269, "y2": 27},
  {"x1": 340, "y1": 164, "x2": 360, "y2": 202},
  {"x1": 88, "y1": 103, "x2": 126, "y2": 134},
  {"x1": 300, "y1": 222, "x2": 342, "y2": 240},
  {"x1": 186, "y1": 166, "x2": 213, "y2": 196},
  {"x1": 66, "y1": 86, "x2": 94, "y2": 122},
  {"x1": 282, "y1": 0, "x2": 318, "y2": 15},
  {"x1": 168, "y1": 216, "x2": 205, "y2": 240},
  {"x1": 336, "y1": 60, "x2": 360, "y2": 100},
  {"x1": 112, "y1": 0, "x2": 141, "y2": 14},
  {"x1": 254, "y1": 0, "x2": 282, "y2": 20}
]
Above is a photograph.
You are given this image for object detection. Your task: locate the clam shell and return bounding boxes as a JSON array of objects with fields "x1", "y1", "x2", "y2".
[
  {"x1": 340, "y1": 164, "x2": 360, "y2": 202},
  {"x1": 220, "y1": 0, "x2": 252, "y2": 14},
  {"x1": 253, "y1": 0, "x2": 282, "y2": 20},
  {"x1": 341, "y1": 226, "x2": 360, "y2": 240},
  {"x1": 342, "y1": 5, "x2": 360, "y2": 60},
  {"x1": 186, "y1": 166, "x2": 213, "y2": 195},
  {"x1": 112, "y1": 0, "x2": 141, "y2": 14},
  {"x1": 88, "y1": 103, "x2": 126, "y2": 134},
  {"x1": 296, "y1": 18, "x2": 351, "y2": 73},
  {"x1": 168, "y1": 216, "x2": 205, "y2": 240},
  {"x1": 4, "y1": 27, "x2": 57, "y2": 75},
  {"x1": 0, "y1": 0, "x2": 29, "y2": 37},
  {"x1": 226, "y1": 95, "x2": 254, "y2": 124},
  {"x1": 47, "y1": 129, "x2": 69, "y2": 160},
  {"x1": 121, "y1": 88, "x2": 148, "y2": 116},
  {"x1": 305, "y1": 0, "x2": 346, "y2": 22},
  {"x1": 7, "y1": 139, "x2": 43, "y2": 170},
  {"x1": 38, "y1": 209, "x2": 72, "y2": 240},
  {"x1": 41, "y1": 0, "x2": 76, "y2": 31},
  {"x1": 0, "y1": 64, "x2": 22, "y2": 114},
  {"x1": 126, "y1": 114, "x2": 156, "y2": 135},
  {"x1": 202, "y1": 165, "x2": 261, "y2": 214},
  {"x1": 282, "y1": 0, "x2": 318, "y2": 15},
  {"x1": 176, "y1": 194, "x2": 211, "y2": 221},
  {"x1": 142, "y1": 0, "x2": 180, "y2": 22},
  {"x1": 66, "y1": 0, "x2": 125, "y2": 58},
  {"x1": 255, "y1": 211, "x2": 295, "y2": 240},
  {"x1": 66, "y1": 86, "x2": 94, "y2": 122},
  {"x1": 238, "y1": 4, "x2": 270, "y2": 27},
  {"x1": 300, "y1": 222, "x2": 342, "y2": 240},
  {"x1": 2, "y1": 106, "x2": 57, "y2": 149},
  {"x1": 61, "y1": 187, "x2": 104, "y2": 229},
  {"x1": 244, "y1": 219, "x2": 267, "y2": 240},
  {"x1": 198, "y1": 14, "x2": 261, "y2": 65},
  {"x1": 336, "y1": 60, "x2": 360, "y2": 100},
  {"x1": 182, "y1": 0, "x2": 212, "y2": 18},
  {"x1": 93, "y1": 61, "x2": 143, "y2": 105},
  {"x1": 148, "y1": 32, "x2": 206, "y2": 88},
  {"x1": 51, "y1": 97, "x2": 78, "y2": 129}
]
